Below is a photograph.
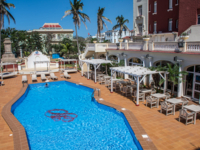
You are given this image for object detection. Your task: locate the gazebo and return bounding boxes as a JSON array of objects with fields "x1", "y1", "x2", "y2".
[
  {"x1": 34, "y1": 61, "x2": 50, "y2": 74},
  {"x1": 80, "y1": 59, "x2": 112, "y2": 83},
  {"x1": 110, "y1": 66, "x2": 168, "y2": 106},
  {"x1": 59, "y1": 59, "x2": 77, "y2": 73}
]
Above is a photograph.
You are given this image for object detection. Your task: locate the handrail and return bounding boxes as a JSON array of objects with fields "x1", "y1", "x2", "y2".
[{"x1": 92, "y1": 88, "x2": 101, "y2": 98}]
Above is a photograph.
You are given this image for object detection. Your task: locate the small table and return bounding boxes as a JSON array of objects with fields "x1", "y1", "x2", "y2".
[
  {"x1": 184, "y1": 105, "x2": 200, "y2": 124},
  {"x1": 166, "y1": 98, "x2": 184, "y2": 115},
  {"x1": 151, "y1": 93, "x2": 167, "y2": 108}
]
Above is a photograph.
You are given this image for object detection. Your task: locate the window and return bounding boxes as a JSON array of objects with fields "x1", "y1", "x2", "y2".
[
  {"x1": 149, "y1": 4, "x2": 151, "y2": 12},
  {"x1": 169, "y1": 0, "x2": 173, "y2": 9},
  {"x1": 154, "y1": 22, "x2": 157, "y2": 33},
  {"x1": 154, "y1": 1, "x2": 157, "y2": 13},
  {"x1": 168, "y1": 19, "x2": 173, "y2": 31},
  {"x1": 176, "y1": 0, "x2": 179, "y2": 5},
  {"x1": 198, "y1": 15, "x2": 200, "y2": 24},
  {"x1": 138, "y1": 6, "x2": 142, "y2": 16},
  {"x1": 176, "y1": 19, "x2": 178, "y2": 29}
]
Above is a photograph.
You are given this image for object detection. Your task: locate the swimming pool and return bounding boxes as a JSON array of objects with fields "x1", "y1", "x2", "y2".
[{"x1": 12, "y1": 81, "x2": 142, "y2": 150}]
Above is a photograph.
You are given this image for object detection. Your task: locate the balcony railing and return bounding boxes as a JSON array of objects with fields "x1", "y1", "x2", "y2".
[{"x1": 84, "y1": 41, "x2": 200, "y2": 54}]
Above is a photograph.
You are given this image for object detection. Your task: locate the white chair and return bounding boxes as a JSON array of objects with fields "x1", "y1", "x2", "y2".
[
  {"x1": 41, "y1": 74, "x2": 47, "y2": 81},
  {"x1": 50, "y1": 73, "x2": 58, "y2": 80},
  {"x1": 64, "y1": 71, "x2": 71, "y2": 79},
  {"x1": 179, "y1": 109, "x2": 195, "y2": 125},
  {"x1": 132, "y1": 91, "x2": 145, "y2": 102},
  {"x1": 160, "y1": 102, "x2": 174, "y2": 116},
  {"x1": 32, "y1": 74, "x2": 37, "y2": 82},
  {"x1": 0, "y1": 81, "x2": 4, "y2": 85},
  {"x1": 22, "y1": 75, "x2": 28, "y2": 83},
  {"x1": 146, "y1": 96, "x2": 158, "y2": 108}
]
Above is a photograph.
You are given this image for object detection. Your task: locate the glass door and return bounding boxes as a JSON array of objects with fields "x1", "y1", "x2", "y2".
[{"x1": 194, "y1": 74, "x2": 200, "y2": 100}]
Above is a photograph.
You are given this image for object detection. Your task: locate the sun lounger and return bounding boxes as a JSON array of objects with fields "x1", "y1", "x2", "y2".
[
  {"x1": 22, "y1": 75, "x2": 28, "y2": 83},
  {"x1": 50, "y1": 73, "x2": 58, "y2": 80},
  {"x1": 41, "y1": 74, "x2": 47, "y2": 81},
  {"x1": 32, "y1": 74, "x2": 37, "y2": 82},
  {"x1": 64, "y1": 71, "x2": 71, "y2": 79}
]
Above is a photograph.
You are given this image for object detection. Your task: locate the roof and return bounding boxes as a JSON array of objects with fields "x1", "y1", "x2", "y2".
[
  {"x1": 110, "y1": 66, "x2": 167, "y2": 77},
  {"x1": 42, "y1": 23, "x2": 62, "y2": 29},
  {"x1": 81, "y1": 59, "x2": 112, "y2": 65},
  {"x1": 123, "y1": 36, "x2": 131, "y2": 39},
  {"x1": 60, "y1": 59, "x2": 77, "y2": 62}
]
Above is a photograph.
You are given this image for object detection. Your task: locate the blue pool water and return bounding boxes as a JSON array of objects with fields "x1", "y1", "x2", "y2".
[{"x1": 12, "y1": 81, "x2": 142, "y2": 150}]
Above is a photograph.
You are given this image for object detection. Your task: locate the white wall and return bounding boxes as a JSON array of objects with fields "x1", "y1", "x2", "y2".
[
  {"x1": 27, "y1": 51, "x2": 50, "y2": 68},
  {"x1": 133, "y1": 0, "x2": 148, "y2": 35}
]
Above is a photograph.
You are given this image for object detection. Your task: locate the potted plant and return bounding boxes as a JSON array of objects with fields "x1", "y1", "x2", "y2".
[
  {"x1": 143, "y1": 35, "x2": 150, "y2": 41},
  {"x1": 118, "y1": 38, "x2": 123, "y2": 43},
  {"x1": 93, "y1": 41, "x2": 97, "y2": 43},
  {"x1": 180, "y1": 32, "x2": 189, "y2": 40}
]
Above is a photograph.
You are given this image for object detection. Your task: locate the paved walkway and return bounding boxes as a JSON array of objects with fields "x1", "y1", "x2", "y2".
[{"x1": 0, "y1": 72, "x2": 200, "y2": 150}]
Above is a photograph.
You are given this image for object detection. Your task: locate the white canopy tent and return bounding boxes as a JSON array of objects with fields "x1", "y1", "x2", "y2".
[
  {"x1": 0, "y1": 63, "x2": 17, "y2": 86},
  {"x1": 80, "y1": 59, "x2": 112, "y2": 83},
  {"x1": 34, "y1": 61, "x2": 50, "y2": 74},
  {"x1": 59, "y1": 59, "x2": 77, "y2": 72},
  {"x1": 110, "y1": 66, "x2": 168, "y2": 106}
]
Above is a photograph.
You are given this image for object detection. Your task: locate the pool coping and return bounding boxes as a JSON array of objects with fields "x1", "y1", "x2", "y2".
[{"x1": 1, "y1": 80, "x2": 157, "y2": 150}]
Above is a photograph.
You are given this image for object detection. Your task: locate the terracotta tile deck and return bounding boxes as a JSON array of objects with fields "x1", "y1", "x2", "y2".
[{"x1": 1, "y1": 72, "x2": 200, "y2": 150}]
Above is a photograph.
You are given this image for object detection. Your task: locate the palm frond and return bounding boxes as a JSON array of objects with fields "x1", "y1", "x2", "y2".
[
  {"x1": 102, "y1": 16, "x2": 112, "y2": 23},
  {"x1": 80, "y1": 13, "x2": 90, "y2": 22},
  {"x1": 112, "y1": 24, "x2": 120, "y2": 30},
  {"x1": 61, "y1": 10, "x2": 72, "y2": 20}
]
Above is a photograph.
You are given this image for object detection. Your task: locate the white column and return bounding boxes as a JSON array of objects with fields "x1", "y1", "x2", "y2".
[
  {"x1": 117, "y1": 54, "x2": 120, "y2": 63},
  {"x1": 141, "y1": 56, "x2": 146, "y2": 67},
  {"x1": 81, "y1": 62, "x2": 84, "y2": 77},
  {"x1": 94, "y1": 64, "x2": 97, "y2": 83},
  {"x1": 0, "y1": 63, "x2": 2, "y2": 86},
  {"x1": 178, "y1": 60, "x2": 183, "y2": 97},
  {"x1": 148, "y1": 56, "x2": 153, "y2": 86},
  {"x1": 124, "y1": 54, "x2": 128, "y2": 79},
  {"x1": 13, "y1": 64, "x2": 15, "y2": 74},
  {"x1": 164, "y1": 72, "x2": 167, "y2": 94},
  {"x1": 136, "y1": 76, "x2": 140, "y2": 106},
  {"x1": 111, "y1": 70, "x2": 113, "y2": 93},
  {"x1": 87, "y1": 64, "x2": 90, "y2": 80},
  {"x1": 141, "y1": 56, "x2": 146, "y2": 85},
  {"x1": 106, "y1": 53, "x2": 108, "y2": 60},
  {"x1": 34, "y1": 63, "x2": 36, "y2": 73},
  {"x1": 20, "y1": 48, "x2": 23, "y2": 58}
]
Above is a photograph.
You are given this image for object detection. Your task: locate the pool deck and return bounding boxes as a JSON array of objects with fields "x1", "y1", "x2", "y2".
[{"x1": 0, "y1": 72, "x2": 200, "y2": 150}]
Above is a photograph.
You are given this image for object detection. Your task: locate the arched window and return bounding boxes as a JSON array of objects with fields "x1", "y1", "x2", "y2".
[{"x1": 129, "y1": 57, "x2": 142, "y2": 66}]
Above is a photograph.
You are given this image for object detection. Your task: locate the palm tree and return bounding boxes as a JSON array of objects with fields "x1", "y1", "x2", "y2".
[
  {"x1": 0, "y1": 0, "x2": 15, "y2": 64},
  {"x1": 60, "y1": 43, "x2": 74, "y2": 58},
  {"x1": 97, "y1": 7, "x2": 112, "y2": 42},
  {"x1": 62, "y1": 0, "x2": 90, "y2": 55},
  {"x1": 112, "y1": 15, "x2": 129, "y2": 39}
]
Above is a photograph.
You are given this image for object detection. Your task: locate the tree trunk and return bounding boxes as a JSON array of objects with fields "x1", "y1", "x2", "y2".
[{"x1": 75, "y1": 24, "x2": 80, "y2": 55}]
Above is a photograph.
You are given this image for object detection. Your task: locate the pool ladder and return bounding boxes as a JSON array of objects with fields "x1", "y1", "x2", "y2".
[{"x1": 92, "y1": 88, "x2": 101, "y2": 98}]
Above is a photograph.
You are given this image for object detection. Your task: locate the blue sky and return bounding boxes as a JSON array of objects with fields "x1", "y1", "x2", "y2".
[{"x1": 4, "y1": 0, "x2": 133, "y2": 38}]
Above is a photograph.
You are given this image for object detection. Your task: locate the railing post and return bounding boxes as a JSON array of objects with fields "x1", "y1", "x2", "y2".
[{"x1": 183, "y1": 41, "x2": 187, "y2": 52}]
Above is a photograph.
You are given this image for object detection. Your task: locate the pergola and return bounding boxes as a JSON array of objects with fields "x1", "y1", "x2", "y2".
[
  {"x1": 59, "y1": 59, "x2": 77, "y2": 72},
  {"x1": 34, "y1": 61, "x2": 50, "y2": 74},
  {"x1": 110, "y1": 66, "x2": 168, "y2": 106},
  {"x1": 0, "y1": 63, "x2": 17, "y2": 86},
  {"x1": 80, "y1": 59, "x2": 112, "y2": 83}
]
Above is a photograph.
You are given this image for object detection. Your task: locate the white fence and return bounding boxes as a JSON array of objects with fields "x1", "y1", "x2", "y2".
[
  {"x1": 128, "y1": 42, "x2": 143, "y2": 50},
  {"x1": 187, "y1": 42, "x2": 200, "y2": 52},
  {"x1": 154, "y1": 42, "x2": 179, "y2": 51}
]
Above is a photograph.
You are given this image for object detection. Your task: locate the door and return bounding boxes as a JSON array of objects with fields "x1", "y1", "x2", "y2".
[
  {"x1": 194, "y1": 74, "x2": 200, "y2": 100},
  {"x1": 138, "y1": 24, "x2": 142, "y2": 35}
]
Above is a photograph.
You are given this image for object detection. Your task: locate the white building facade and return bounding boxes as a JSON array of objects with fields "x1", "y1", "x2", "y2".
[{"x1": 105, "y1": 30, "x2": 133, "y2": 43}]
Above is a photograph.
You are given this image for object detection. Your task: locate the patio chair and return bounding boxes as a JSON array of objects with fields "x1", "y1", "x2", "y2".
[
  {"x1": 41, "y1": 74, "x2": 47, "y2": 81},
  {"x1": 123, "y1": 86, "x2": 132, "y2": 97},
  {"x1": 146, "y1": 96, "x2": 158, "y2": 108},
  {"x1": 160, "y1": 102, "x2": 174, "y2": 116},
  {"x1": 133, "y1": 91, "x2": 145, "y2": 102},
  {"x1": 151, "y1": 88, "x2": 156, "y2": 94},
  {"x1": 22, "y1": 75, "x2": 28, "y2": 83},
  {"x1": 181, "y1": 97, "x2": 189, "y2": 107},
  {"x1": 64, "y1": 71, "x2": 71, "y2": 79},
  {"x1": 179, "y1": 109, "x2": 195, "y2": 125},
  {"x1": 32, "y1": 74, "x2": 37, "y2": 82},
  {"x1": 165, "y1": 92, "x2": 171, "y2": 101},
  {"x1": 50, "y1": 73, "x2": 58, "y2": 80}
]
